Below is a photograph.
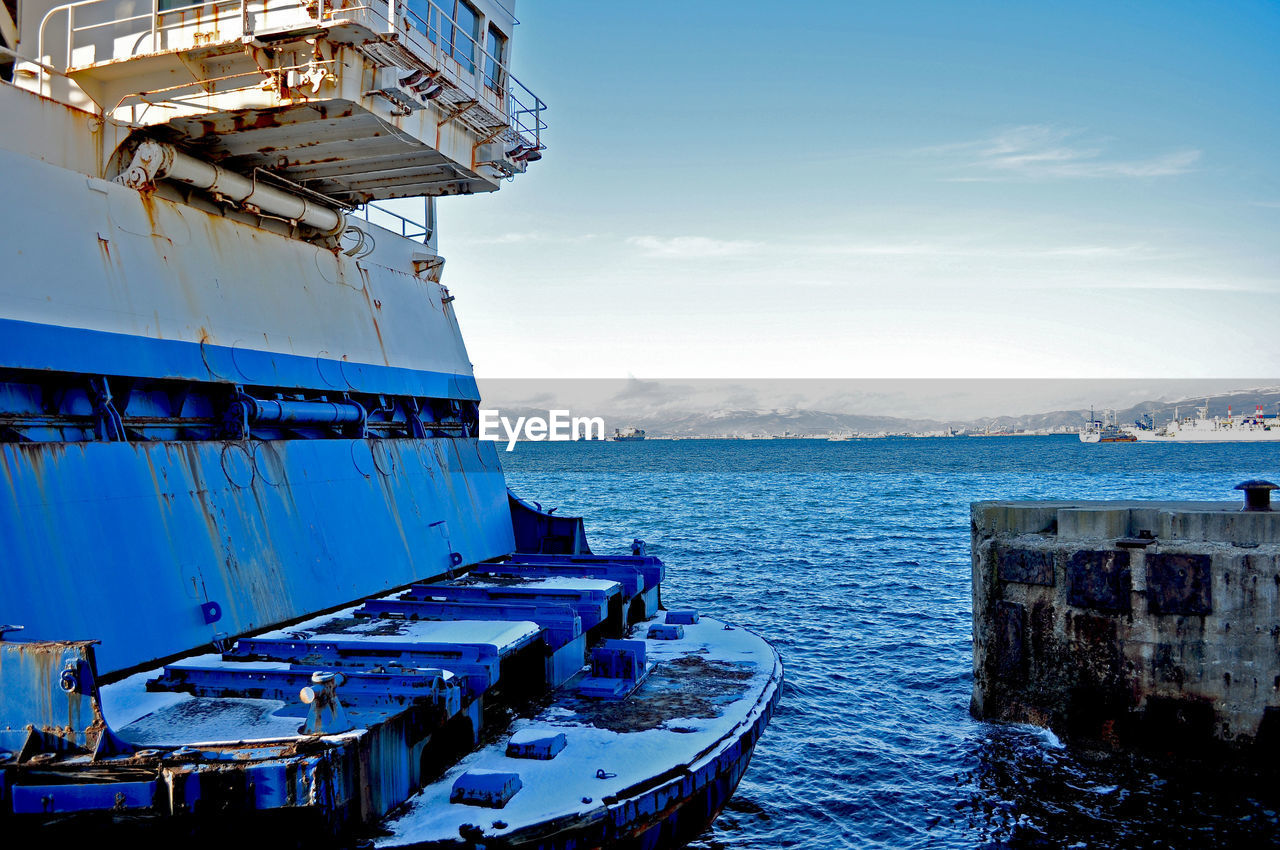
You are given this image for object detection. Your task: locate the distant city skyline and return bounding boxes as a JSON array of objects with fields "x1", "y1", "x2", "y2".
[
  {"x1": 439, "y1": 1, "x2": 1280, "y2": 380},
  {"x1": 477, "y1": 378, "x2": 1280, "y2": 423}
]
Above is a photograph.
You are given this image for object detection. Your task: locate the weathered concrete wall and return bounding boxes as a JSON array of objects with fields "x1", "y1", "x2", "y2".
[{"x1": 971, "y1": 496, "x2": 1280, "y2": 755}]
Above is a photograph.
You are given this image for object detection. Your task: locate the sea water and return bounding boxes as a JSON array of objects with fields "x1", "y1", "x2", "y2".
[{"x1": 503, "y1": 436, "x2": 1280, "y2": 849}]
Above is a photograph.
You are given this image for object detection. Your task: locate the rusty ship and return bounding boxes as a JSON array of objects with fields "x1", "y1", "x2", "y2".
[{"x1": 0, "y1": 1, "x2": 781, "y2": 845}]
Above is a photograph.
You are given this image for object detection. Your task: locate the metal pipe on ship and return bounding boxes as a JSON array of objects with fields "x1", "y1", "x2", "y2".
[{"x1": 115, "y1": 140, "x2": 344, "y2": 233}]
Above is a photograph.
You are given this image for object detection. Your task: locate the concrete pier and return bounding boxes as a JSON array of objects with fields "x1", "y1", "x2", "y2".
[{"x1": 971, "y1": 488, "x2": 1280, "y2": 755}]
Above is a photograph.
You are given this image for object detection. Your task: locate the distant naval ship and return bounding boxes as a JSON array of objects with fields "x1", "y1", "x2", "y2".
[{"x1": 1131, "y1": 404, "x2": 1280, "y2": 442}]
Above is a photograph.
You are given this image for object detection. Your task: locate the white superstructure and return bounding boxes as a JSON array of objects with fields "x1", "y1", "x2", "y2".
[{"x1": 8, "y1": 0, "x2": 543, "y2": 200}]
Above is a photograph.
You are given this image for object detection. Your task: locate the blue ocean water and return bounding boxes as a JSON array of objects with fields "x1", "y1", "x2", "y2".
[{"x1": 502, "y1": 436, "x2": 1280, "y2": 849}]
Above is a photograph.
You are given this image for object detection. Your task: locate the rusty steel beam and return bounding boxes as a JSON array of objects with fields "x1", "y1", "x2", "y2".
[
  {"x1": 223, "y1": 136, "x2": 421, "y2": 172},
  {"x1": 329, "y1": 179, "x2": 489, "y2": 200},
  {"x1": 284, "y1": 151, "x2": 453, "y2": 181},
  {"x1": 303, "y1": 164, "x2": 460, "y2": 190},
  {"x1": 332, "y1": 171, "x2": 482, "y2": 195}
]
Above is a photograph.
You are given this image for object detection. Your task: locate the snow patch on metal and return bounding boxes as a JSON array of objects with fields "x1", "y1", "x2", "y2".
[
  {"x1": 450, "y1": 769, "x2": 523, "y2": 808},
  {"x1": 506, "y1": 729, "x2": 567, "y2": 761}
]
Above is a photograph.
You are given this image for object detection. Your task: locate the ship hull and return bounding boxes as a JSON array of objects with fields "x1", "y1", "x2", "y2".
[
  {"x1": 0, "y1": 436, "x2": 514, "y2": 673},
  {"x1": 1131, "y1": 428, "x2": 1280, "y2": 443},
  {"x1": 0, "y1": 79, "x2": 511, "y2": 674},
  {"x1": 1079, "y1": 433, "x2": 1135, "y2": 443}
]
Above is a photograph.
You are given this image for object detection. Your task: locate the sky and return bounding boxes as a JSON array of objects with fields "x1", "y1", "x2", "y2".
[{"x1": 438, "y1": 1, "x2": 1280, "y2": 387}]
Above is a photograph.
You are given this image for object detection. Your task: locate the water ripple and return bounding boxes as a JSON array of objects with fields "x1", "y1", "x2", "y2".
[{"x1": 504, "y1": 437, "x2": 1280, "y2": 849}]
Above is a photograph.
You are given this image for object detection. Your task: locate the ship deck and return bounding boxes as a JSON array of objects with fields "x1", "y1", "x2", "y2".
[
  {"x1": 380, "y1": 616, "x2": 782, "y2": 848},
  {"x1": 101, "y1": 613, "x2": 543, "y2": 744},
  {"x1": 88, "y1": 605, "x2": 780, "y2": 847},
  {"x1": 43, "y1": 554, "x2": 779, "y2": 846}
]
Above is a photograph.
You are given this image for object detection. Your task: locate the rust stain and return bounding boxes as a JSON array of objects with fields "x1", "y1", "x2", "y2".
[
  {"x1": 137, "y1": 191, "x2": 158, "y2": 233},
  {"x1": 356, "y1": 266, "x2": 390, "y2": 366},
  {"x1": 286, "y1": 155, "x2": 343, "y2": 168},
  {"x1": 175, "y1": 443, "x2": 225, "y2": 564},
  {"x1": 5, "y1": 641, "x2": 95, "y2": 736},
  {"x1": 96, "y1": 234, "x2": 111, "y2": 262},
  {"x1": 370, "y1": 442, "x2": 412, "y2": 564}
]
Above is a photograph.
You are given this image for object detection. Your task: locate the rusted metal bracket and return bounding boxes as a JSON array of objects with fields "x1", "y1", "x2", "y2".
[
  {"x1": 437, "y1": 99, "x2": 478, "y2": 128},
  {"x1": 0, "y1": 639, "x2": 136, "y2": 763},
  {"x1": 364, "y1": 87, "x2": 416, "y2": 117},
  {"x1": 476, "y1": 124, "x2": 509, "y2": 145}
]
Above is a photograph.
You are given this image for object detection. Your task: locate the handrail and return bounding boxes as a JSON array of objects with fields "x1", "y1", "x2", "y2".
[
  {"x1": 38, "y1": 0, "x2": 246, "y2": 89},
  {"x1": 356, "y1": 200, "x2": 432, "y2": 242},
  {"x1": 395, "y1": 0, "x2": 544, "y2": 147},
  {"x1": 70, "y1": 0, "x2": 238, "y2": 37},
  {"x1": 0, "y1": 43, "x2": 62, "y2": 76},
  {"x1": 111, "y1": 58, "x2": 337, "y2": 115},
  {"x1": 34, "y1": 0, "x2": 545, "y2": 150},
  {"x1": 1, "y1": 42, "x2": 107, "y2": 111}
]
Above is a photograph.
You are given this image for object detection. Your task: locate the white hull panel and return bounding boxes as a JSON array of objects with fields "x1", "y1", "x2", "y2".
[
  {"x1": 1132, "y1": 428, "x2": 1280, "y2": 443},
  {"x1": 0, "y1": 85, "x2": 472, "y2": 384}
]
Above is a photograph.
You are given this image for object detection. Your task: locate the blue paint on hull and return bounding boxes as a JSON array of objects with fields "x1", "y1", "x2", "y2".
[
  {"x1": 0, "y1": 317, "x2": 480, "y2": 400},
  {"x1": 0, "y1": 436, "x2": 514, "y2": 674}
]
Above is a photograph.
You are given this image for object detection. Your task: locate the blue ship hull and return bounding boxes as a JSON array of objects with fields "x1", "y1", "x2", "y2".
[{"x1": 1, "y1": 435, "x2": 513, "y2": 674}]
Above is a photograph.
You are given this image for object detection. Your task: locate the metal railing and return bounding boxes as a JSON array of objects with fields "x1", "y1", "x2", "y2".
[
  {"x1": 36, "y1": 0, "x2": 545, "y2": 150},
  {"x1": 389, "y1": 0, "x2": 545, "y2": 148},
  {"x1": 355, "y1": 199, "x2": 433, "y2": 242},
  {"x1": 38, "y1": 0, "x2": 246, "y2": 77}
]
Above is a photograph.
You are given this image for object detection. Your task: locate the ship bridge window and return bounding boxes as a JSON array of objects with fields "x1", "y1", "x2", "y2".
[
  {"x1": 407, "y1": 0, "x2": 443, "y2": 44},
  {"x1": 452, "y1": 2, "x2": 480, "y2": 73},
  {"x1": 411, "y1": 0, "x2": 480, "y2": 75},
  {"x1": 484, "y1": 25, "x2": 507, "y2": 93}
]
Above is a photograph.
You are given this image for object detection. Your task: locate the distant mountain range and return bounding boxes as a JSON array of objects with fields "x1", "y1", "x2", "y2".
[
  {"x1": 965, "y1": 386, "x2": 1280, "y2": 436},
  {"x1": 578, "y1": 386, "x2": 1280, "y2": 437}
]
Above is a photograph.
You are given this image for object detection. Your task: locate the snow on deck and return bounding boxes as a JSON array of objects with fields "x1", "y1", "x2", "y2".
[
  {"x1": 378, "y1": 615, "x2": 781, "y2": 847},
  {"x1": 119, "y1": 696, "x2": 306, "y2": 745},
  {"x1": 250, "y1": 613, "x2": 542, "y2": 654},
  {"x1": 448, "y1": 575, "x2": 621, "y2": 593},
  {"x1": 96, "y1": 597, "x2": 539, "y2": 748}
]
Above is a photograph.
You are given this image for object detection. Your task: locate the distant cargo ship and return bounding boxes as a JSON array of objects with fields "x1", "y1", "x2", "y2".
[
  {"x1": 1080, "y1": 410, "x2": 1137, "y2": 443},
  {"x1": 613, "y1": 427, "x2": 646, "y2": 441}
]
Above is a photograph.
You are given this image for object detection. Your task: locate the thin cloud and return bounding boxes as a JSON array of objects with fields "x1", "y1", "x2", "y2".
[
  {"x1": 627, "y1": 235, "x2": 762, "y2": 258},
  {"x1": 816, "y1": 241, "x2": 1163, "y2": 260},
  {"x1": 453, "y1": 231, "x2": 598, "y2": 246},
  {"x1": 922, "y1": 125, "x2": 1200, "y2": 180},
  {"x1": 1067, "y1": 275, "x2": 1271, "y2": 293}
]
